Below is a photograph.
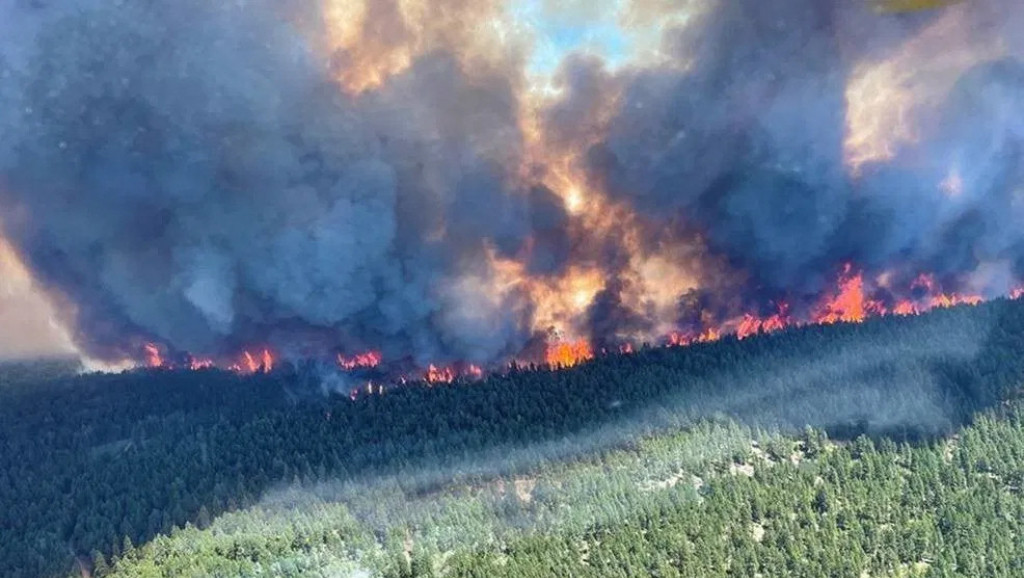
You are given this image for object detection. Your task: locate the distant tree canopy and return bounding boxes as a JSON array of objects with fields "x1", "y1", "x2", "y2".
[{"x1": 2, "y1": 299, "x2": 1024, "y2": 577}]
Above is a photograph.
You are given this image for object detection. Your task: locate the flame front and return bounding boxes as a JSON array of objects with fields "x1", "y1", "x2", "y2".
[
  {"x1": 425, "y1": 364, "x2": 455, "y2": 384},
  {"x1": 228, "y1": 349, "x2": 275, "y2": 375},
  {"x1": 132, "y1": 259, "x2": 1017, "y2": 384},
  {"x1": 544, "y1": 340, "x2": 594, "y2": 368},
  {"x1": 338, "y1": 351, "x2": 384, "y2": 371},
  {"x1": 1, "y1": 0, "x2": 1023, "y2": 382},
  {"x1": 189, "y1": 357, "x2": 215, "y2": 371},
  {"x1": 815, "y1": 265, "x2": 881, "y2": 325}
]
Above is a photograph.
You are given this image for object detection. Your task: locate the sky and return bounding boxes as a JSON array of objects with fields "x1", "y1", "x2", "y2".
[
  {"x1": 512, "y1": 0, "x2": 632, "y2": 75},
  {"x1": 510, "y1": 0, "x2": 691, "y2": 78}
]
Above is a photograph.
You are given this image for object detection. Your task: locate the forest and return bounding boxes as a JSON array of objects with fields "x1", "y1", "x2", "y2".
[{"x1": 3, "y1": 298, "x2": 1024, "y2": 577}]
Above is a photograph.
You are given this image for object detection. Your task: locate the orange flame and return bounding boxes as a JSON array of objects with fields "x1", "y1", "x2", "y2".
[
  {"x1": 913, "y1": 274, "x2": 982, "y2": 310},
  {"x1": 143, "y1": 343, "x2": 164, "y2": 368},
  {"x1": 231, "y1": 348, "x2": 274, "y2": 374},
  {"x1": 545, "y1": 339, "x2": 593, "y2": 368},
  {"x1": 814, "y1": 264, "x2": 883, "y2": 324},
  {"x1": 736, "y1": 303, "x2": 790, "y2": 340},
  {"x1": 893, "y1": 300, "x2": 918, "y2": 316},
  {"x1": 337, "y1": 351, "x2": 383, "y2": 371},
  {"x1": 812, "y1": 267, "x2": 986, "y2": 326},
  {"x1": 426, "y1": 364, "x2": 456, "y2": 384},
  {"x1": 659, "y1": 265, "x2": 996, "y2": 350},
  {"x1": 189, "y1": 357, "x2": 214, "y2": 370},
  {"x1": 465, "y1": 364, "x2": 484, "y2": 380},
  {"x1": 243, "y1": 351, "x2": 258, "y2": 373},
  {"x1": 668, "y1": 328, "x2": 722, "y2": 347},
  {"x1": 931, "y1": 293, "x2": 983, "y2": 309},
  {"x1": 139, "y1": 265, "x2": 1023, "y2": 382}
]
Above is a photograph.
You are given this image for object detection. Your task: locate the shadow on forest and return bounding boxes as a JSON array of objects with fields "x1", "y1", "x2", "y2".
[{"x1": 3, "y1": 299, "x2": 1024, "y2": 577}]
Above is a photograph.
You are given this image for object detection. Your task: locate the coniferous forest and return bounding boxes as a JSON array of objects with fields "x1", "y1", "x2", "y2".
[{"x1": 4, "y1": 299, "x2": 1024, "y2": 577}]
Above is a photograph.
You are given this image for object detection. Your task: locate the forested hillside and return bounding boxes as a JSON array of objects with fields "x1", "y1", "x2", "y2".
[{"x1": 4, "y1": 299, "x2": 1024, "y2": 577}]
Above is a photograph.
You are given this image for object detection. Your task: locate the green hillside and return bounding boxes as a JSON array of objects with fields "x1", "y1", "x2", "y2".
[{"x1": 4, "y1": 299, "x2": 1024, "y2": 577}]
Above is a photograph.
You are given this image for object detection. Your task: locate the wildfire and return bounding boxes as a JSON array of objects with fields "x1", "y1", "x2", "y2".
[
  {"x1": 815, "y1": 264, "x2": 885, "y2": 324},
  {"x1": 735, "y1": 304, "x2": 790, "y2": 340},
  {"x1": 660, "y1": 264, "x2": 1006, "y2": 350},
  {"x1": 419, "y1": 363, "x2": 484, "y2": 383},
  {"x1": 143, "y1": 343, "x2": 164, "y2": 368},
  {"x1": 129, "y1": 268, "x2": 1021, "y2": 387},
  {"x1": 337, "y1": 351, "x2": 383, "y2": 371},
  {"x1": 811, "y1": 266, "x2": 993, "y2": 326},
  {"x1": 931, "y1": 293, "x2": 983, "y2": 309},
  {"x1": 465, "y1": 364, "x2": 484, "y2": 380},
  {"x1": 893, "y1": 301, "x2": 918, "y2": 316},
  {"x1": 230, "y1": 349, "x2": 275, "y2": 374},
  {"x1": 425, "y1": 364, "x2": 456, "y2": 384},
  {"x1": 545, "y1": 339, "x2": 594, "y2": 368},
  {"x1": 668, "y1": 328, "x2": 722, "y2": 348},
  {"x1": 189, "y1": 357, "x2": 215, "y2": 370}
]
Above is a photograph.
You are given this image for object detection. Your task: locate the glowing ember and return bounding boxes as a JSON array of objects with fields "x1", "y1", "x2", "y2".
[{"x1": 338, "y1": 351, "x2": 383, "y2": 371}]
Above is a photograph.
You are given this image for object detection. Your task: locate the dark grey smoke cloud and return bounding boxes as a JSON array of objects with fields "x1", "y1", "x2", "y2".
[
  {"x1": 2, "y1": 0, "x2": 1023, "y2": 365},
  {"x1": 567, "y1": 0, "x2": 1024, "y2": 299},
  {"x1": 0, "y1": 0, "x2": 567, "y2": 364}
]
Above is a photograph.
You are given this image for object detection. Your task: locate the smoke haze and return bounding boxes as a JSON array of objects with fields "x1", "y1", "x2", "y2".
[{"x1": 1, "y1": 0, "x2": 1023, "y2": 368}]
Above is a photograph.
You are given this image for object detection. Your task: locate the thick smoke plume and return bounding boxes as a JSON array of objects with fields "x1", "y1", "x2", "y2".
[
  {"x1": 0, "y1": 0, "x2": 550, "y2": 366},
  {"x1": 1, "y1": 0, "x2": 1023, "y2": 369}
]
